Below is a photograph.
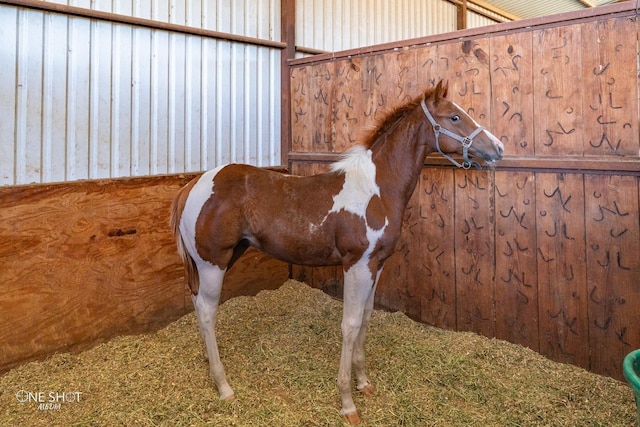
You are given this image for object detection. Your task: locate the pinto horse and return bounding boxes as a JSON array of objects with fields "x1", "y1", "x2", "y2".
[{"x1": 171, "y1": 80, "x2": 504, "y2": 424}]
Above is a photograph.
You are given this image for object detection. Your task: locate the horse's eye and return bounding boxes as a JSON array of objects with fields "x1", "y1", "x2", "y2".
[{"x1": 451, "y1": 115, "x2": 461, "y2": 122}]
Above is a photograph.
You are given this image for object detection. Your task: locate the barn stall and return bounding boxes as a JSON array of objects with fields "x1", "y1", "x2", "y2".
[
  {"x1": 0, "y1": 0, "x2": 638, "y2": 424},
  {"x1": 289, "y1": 1, "x2": 640, "y2": 383},
  {"x1": 0, "y1": 0, "x2": 509, "y2": 376},
  {"x1": 0, "y1": 0, "x2": 290, "y2": 375}
]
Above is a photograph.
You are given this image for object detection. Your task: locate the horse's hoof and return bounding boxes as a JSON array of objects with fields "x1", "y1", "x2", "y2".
[
  {"x1": 342, "y1": 411, "x2": 361, "y2": 425},
  {"x1": 358, "y1": 382, "x2": 376, "y2": 397},
  {"x1": 221, "y1": 393, "x2": 236, "y2": 402}
]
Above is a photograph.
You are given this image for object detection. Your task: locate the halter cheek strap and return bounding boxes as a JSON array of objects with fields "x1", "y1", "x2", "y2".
[{"x1": 420, "y1": 99, "x2": 484, "y2": 170}]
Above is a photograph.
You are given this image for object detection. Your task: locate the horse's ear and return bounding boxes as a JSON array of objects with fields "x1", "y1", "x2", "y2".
[
  {"x1": 430, "y1": 80, "x2": 449, "y2": 104},
  {"x1": 440, "y1": 80, "x2": 449, "y2": 98},
  {"x1": 435, "y1": 79, "x2": 448, "y2": 99}
]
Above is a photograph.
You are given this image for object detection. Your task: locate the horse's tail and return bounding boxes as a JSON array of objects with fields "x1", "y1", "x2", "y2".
[{"x1": 170, "y1": 185, "x2": 200, "y2": 295}]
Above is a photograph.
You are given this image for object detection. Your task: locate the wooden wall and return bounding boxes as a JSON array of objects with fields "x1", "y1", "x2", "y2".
[
  {"x1": 288, "y1": 4, "x2": 640, "y2": 380},
  {"x1": 0, "y1": 174, "x2": 289, "y2": 373}
]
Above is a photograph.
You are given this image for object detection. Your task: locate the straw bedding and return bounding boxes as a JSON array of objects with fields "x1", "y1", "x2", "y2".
[{"x1": 1, "y1": 280, "x2": 635, "y2": 426}]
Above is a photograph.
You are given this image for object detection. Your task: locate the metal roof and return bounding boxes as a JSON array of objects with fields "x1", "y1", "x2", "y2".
[{"x1": 479, "y1": 0, "x2": 624, "y2": 20}]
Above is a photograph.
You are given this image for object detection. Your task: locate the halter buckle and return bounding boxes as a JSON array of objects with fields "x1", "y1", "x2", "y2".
[{"x1": 462, "y1": 137, "x2": 473, "y2": 148}]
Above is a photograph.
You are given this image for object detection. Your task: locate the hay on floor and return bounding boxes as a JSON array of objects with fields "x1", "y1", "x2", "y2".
[{"x1": 1, "y1": 279, "x2": 636, "y2": 426}]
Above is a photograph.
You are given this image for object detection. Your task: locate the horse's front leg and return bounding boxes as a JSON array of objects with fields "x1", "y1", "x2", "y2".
[
  {"x1": 193, "y1": 264, "x2": 235, "y2": 401},
  {"x1": 352, "y1": 267, "x2": 382, "y2": 397},
  {"x1": 338, "y1": 262, "x2": 377, "y2": 424}
]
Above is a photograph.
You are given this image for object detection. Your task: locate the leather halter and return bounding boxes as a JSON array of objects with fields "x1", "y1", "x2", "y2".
[{"x1": 420, "y1": 99, "x2": 484, "y2": 170}]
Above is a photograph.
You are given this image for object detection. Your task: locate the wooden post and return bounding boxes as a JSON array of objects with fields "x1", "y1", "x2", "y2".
[
  {"x1": 457, "y1": 0, "x2": 467, "y2": 30},
  {"x1": 281, "y1": 0, "x2": 296, "y2": 167}
]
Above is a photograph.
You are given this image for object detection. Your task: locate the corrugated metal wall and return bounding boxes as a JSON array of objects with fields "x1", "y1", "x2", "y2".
[
  {"x1": 467, "y1": 10, "x2": 501, "y2": 28},
  {"x1": 0, "y1": 0, "x2": 281, "y2": 186},
  {"x1": 0, "y1": 0, "x2": 502, "y2": 186},
  {"x1": 467, "y1": 3, "x2": 504, "y2": 28},
  {"x1": 296, "y1": 0, "x2": 459, "y2": 52}
]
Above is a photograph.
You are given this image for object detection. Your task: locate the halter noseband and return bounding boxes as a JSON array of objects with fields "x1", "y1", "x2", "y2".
[{"x1": 420, "y1": 99, "x2": 484, "y2": 170}]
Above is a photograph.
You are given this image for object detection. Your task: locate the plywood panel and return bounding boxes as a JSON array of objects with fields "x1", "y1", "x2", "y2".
[
  {"x1": 290, "y1": 63, "x2": 337, "y2": 153},
  {"x1": 287, "y1": 4, "x2": 640, "y2": 381},
  {"x1": 535, "y1": 173, "x2": 588, "y2": 368},
  {"x1": 581, "y1": 17, "x2": 639, "y2": 157},
  {"x1": 329, "y1": 50, "x2": 420, "y2": 153},
  {"x1": 417, "y1": 168, "x2": 457, "y2": 330},
  {"x1": 358, "y1": 52, "x2": 417, "y2": 133},
  {"x1": 489, "y1": 31, "x2": 534, "y2": 157},
  {"x1": 376, "y1": 178, "x2": 421, "y2": 318},
  {"x1": 585, "y1": 175, "x2": 640, "y2": 377},
  {"x1": 454, "y1": 169, "x2": 495, "y2": 337},
  {"x1": 416, "y1": 44, "x2": 438, "y2": 89},
  {"x1": 438, "y1": 39, "x2": 492, "y2": 122},
  {"x1": 532, "y1": 25, "x2": 584, "y2": 156},
  {"x1": 385, "y1": 50, "x2": 420, "y2": 105},
  {"x1": 333, "y1": 57, "x2": 366, "y2": 150},
  {"x1": 494, "y1": 172, "x2": 539, "y2": 350},
  {"x1": 0, "y1": 175, "x2": 289, "y2": 372}
]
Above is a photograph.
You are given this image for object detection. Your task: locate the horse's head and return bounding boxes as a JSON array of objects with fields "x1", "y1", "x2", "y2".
[{"x1": 421, "y1": 80, "x2": 504, "y2": 169}]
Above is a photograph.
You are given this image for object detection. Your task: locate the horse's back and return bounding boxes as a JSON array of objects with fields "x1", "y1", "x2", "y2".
[{"x1": 176, "y1": 163, "x2": 346, "y2": 268}]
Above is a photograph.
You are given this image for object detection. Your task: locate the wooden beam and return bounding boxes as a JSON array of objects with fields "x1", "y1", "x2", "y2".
[
  {"x1": 469, "y1": 0, "x2": 521, "y2": 21},
  {"x1": 0, "y1": 0, "x2": 286, "y2": 49},
  {"x1": 288, "y1": 152, "x2": 640, "y2": 174},
  {"x1": 577, "y1": 0, "x2": 595, "y2": 7},
  {"x1": 281, "y1": 0, "x2": 296, "y2": 167},
  {"x1": 457, "y1": 0, "x2": 468, "y2": 30}
]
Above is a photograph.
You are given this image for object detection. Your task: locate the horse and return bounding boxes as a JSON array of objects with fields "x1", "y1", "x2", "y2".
[{"x1": 170, "y1": 80, "x2": 504, "y2": 424}]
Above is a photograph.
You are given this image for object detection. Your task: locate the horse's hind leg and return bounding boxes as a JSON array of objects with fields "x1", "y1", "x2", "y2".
[{"x1": 192, "y1": 263, "x2": 235, "y2": 401}]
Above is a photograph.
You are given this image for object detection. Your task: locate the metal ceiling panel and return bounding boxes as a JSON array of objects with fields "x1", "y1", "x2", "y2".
[{"x1": 479, "y1": 0, "x2": 621, "y2": 20}]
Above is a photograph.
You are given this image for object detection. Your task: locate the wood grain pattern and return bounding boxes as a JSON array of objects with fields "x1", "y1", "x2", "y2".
[
  {"x1": 333, "y1": 57, "x2": 366, "y2": 150},
  {"x1": 489, "y1": 31, "x2": 534, "y2": 157},
  {"x1": 0, "y1": 175, "x2": 289, "y2": 373},
  {"x1": 416, "y1": 45, "x2": 438, "y2": 89},
  {"x1": 438, "y1": 39, "x2": 492, "y2": 123},
  {"x1": 581, "y1": 17, "x2": 638, "y2": 157},
  {"x1": 290, "y1": 62, "x2": 337, "y2": 153},
  {"x1": 585, "y1": 175, "x2": 640, "y2": 377},
  {"x1": 376, "y1": 178, "x2": 420, "y2": 318},
  {"x1": 417, "y1": 168, "x2": 457, "y2": 330},
  {"x1": 454, "y1": 169, "x2": 495, "y2": 337},
  {"x1": 287, "y1": 12, "x2": 640, "y2": 382},
  {"x1": 535, "y1": 173, "x2": 588, "y2": 368},
  {"x1": 533, "y1": 25, "x2": 584, "y2": 156},
  {"x1": 494, "y1": 172, "x2": 539, "y2": 350}
]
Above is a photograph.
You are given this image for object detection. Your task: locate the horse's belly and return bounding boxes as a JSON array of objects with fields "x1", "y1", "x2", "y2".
[{"x1": 250, "y1": 233, "x2": 343, "y2": 267}]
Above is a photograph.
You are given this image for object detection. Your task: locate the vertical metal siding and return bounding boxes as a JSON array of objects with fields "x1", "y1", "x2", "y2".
[
  {"x1": 466, "y1": 10, "x2": 501, "y2": 29},
  {"x1": 1, "y1": 0, "x2": 281, "y2": 186},
  {"x1": 296, "y1": 0, "x2": 457, "y2": 52}
]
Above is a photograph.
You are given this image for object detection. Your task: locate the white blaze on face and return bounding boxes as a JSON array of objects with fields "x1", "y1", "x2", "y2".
[
  {"x1": 180, "y1": 165, "x2": 227, "y2": 267},
  {"x1": 325, "y1": 146, "x2": 389, "y2": 263}
]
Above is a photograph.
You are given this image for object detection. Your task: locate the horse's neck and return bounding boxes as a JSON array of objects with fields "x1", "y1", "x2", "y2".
[{"x1": 371, "y1": 108, "x2": 432, "y2": 212}]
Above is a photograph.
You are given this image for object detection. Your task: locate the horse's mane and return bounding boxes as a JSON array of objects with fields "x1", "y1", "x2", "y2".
[
  {"x1": 363, "y1": 86, "x2": 436, "y2": 148},
  {"x1": 331, "y1": 86, "x2": 437, "y2": 174}
]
